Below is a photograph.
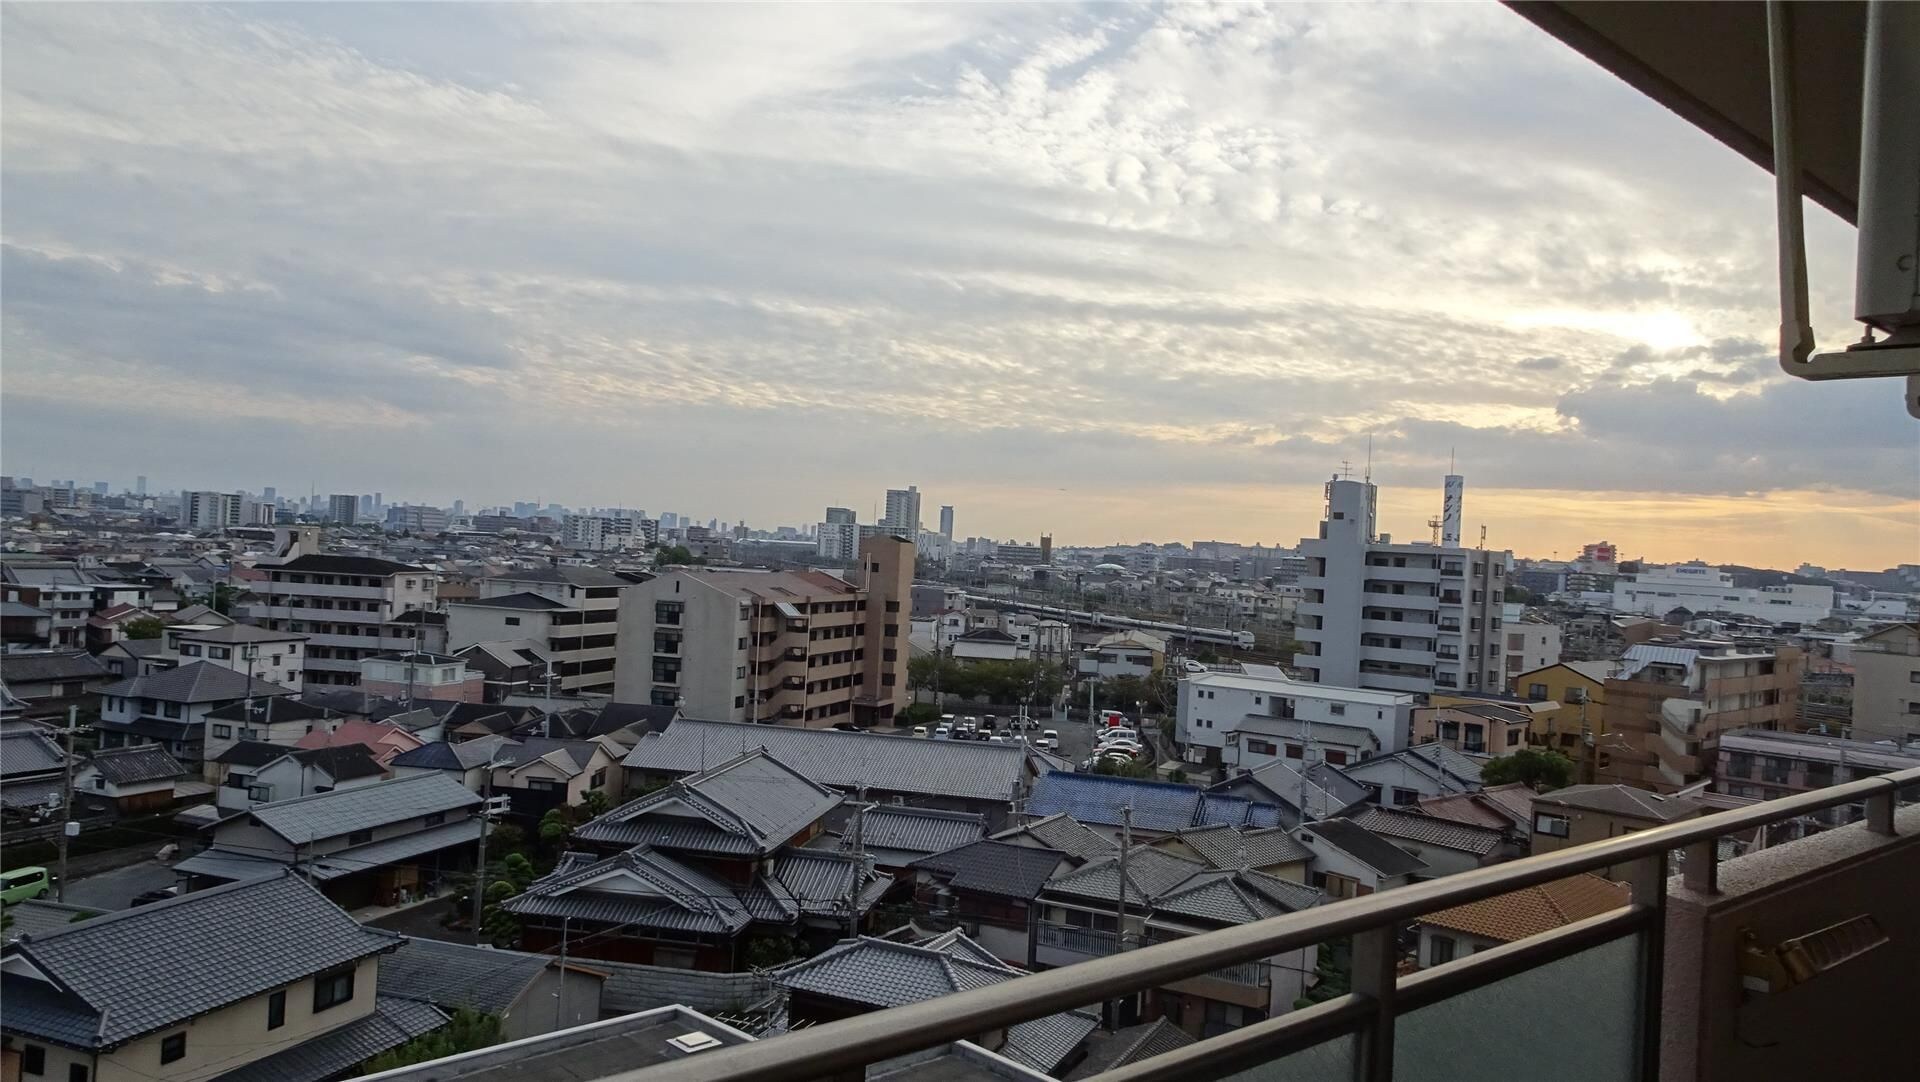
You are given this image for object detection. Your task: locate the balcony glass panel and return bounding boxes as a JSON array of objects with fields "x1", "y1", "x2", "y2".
[
  {"x1": 1216, "y1": 1034, "x2": 1355, "y2": 1082},
  {"x1": 1394, "y1": 933, "x2": 1641, "y2": 1082}
]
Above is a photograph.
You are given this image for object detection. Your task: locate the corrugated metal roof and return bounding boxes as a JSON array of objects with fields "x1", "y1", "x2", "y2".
[
  {"x1": 623, "y1": 719, "x2": 1024, "y2": 803},
  {"x1": 245, "y1": 773, "x2": 481, "y2": 845}
]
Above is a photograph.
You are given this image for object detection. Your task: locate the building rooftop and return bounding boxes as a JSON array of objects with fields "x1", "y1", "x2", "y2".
[
  {"x1": 358, "y1": 1005, "x2": 754, "y2": 1082},
  {"x1": 1163, "y1": 823, "x2": 1314, "y2": 868},
  {"x1": 450, "y1": 591, "x2": 568, "y2": 611},
  {"x1": 84, "y1": 743, "x2": 188, "y2": 785},
  {"x1": 1418, "y1": 873, "x2": 1631, "y2": 943},
  {"x1": 673, "y1": 567, "x2": 860, "y2": 601},
  {"x1": 176, "y1": 623, "x2": 307, "y2": 644},
  {"x1": 272, "y1": 554, "x2": 427, "y2": 576},
  {"x1": 0, "y1": 725, "x2": 68, "y2": 777},
  {"x1": 0, "y1": 872, "x2": 398, "y2": 1049},
  {"x1": 1348, "y1": 805, "x2": 1506, "y2": 855},
  {"x1": 489, "y1": 565, "x2": 639, "y2": 589},
  {"x1": 578, "y1": 749, "x2": 841, "y2": 856},
  {"x1": 242, "y1": 772, "x2": 481, "y2": 845},
  {"x1": 1534, "y1": 784, "x2": 1708, "y2": 822},
  {"x1": 0, "y1": 650, "x2": 111, "y2": 685},
  {"x1": 909, "y1": 839, "x2": 1070, "y2": 900},
  {"x1": 97, "y1": 660, "x2": 296, "y2": 704},
  {"x1": 1293, "y1": 818, "x2": 1430, "y2": 878},
  {"x1": 844, "y1": 805, "x2": 988, "y2": 865}
]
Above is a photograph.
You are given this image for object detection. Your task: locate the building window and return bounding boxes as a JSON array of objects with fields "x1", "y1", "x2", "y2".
[
  {"x1": 1533, "y1": 813, "x2": 1570, "y2": 838},
  {"x1": 22, "y1": 1044, "x2": 45, "y2": 1075},
  {"x1": 591, "y1": 769, "x2": 607, "y2": 789},
  {"x1": 347, "y1": 829, "x2": 374, "y2": 845},
  {"x1": 527, "y1": 777, "x2": 559, "y2": 791},
  {"x1": 1326, "y1": 749, "x2": 1348, "y2": 765},
  {"x1": 1392, "y1": 787, "x2": 1419, "y2": 806},
  {"x1": 1329, "y1": 704, "x2": 1346, "y2": 716},
  {"x1": 313, "y1": 966, "x2": 355, "y2": 1012},
  {"x1": 1285, "y1": 743, "x2": 1303, "y2": 759},
  {"x1": 1527, "y1": 683, "x2": 1548, "y2": 700},
  {"x1": 163, "y1": 702, "x2": 183, "y2": 718},
  {"x1": 268, "y1": 989, "x2": 287, "y2": 1030},
  {"x1": 212, "y1": 724, "x2": 232, "y2": 738},
  {"x1": 1428, "y1": 935, "x2": 1457, "y2": 966},
  {"x1": 181, "y1": 644, "x2": 203, "y2": 657},
  {"x1": 504, "y1": 616, "x2": 521, "y2": 627},
  {"x1": 160, "y1": 1033, "x2": 188, "y2": 1064},
  {"x1": 1506, "y1": 729, "x2": 1521, "y2": 747},
  {"x1": 1247, "y1": 738, "x2": 1277, "y2": 756},
  {"x1": 67, "y1": 1067, "x2": 86, "y2": 1082}
]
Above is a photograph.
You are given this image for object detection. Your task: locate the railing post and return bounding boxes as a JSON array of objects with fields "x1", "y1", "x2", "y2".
[
  {"x1": 1619, "y1": 852, "x2": 1669, "y2": 1082},
  {"x1": 1349, "y1": 925, "x2": 1397, "y2": 1082},
  {"x1": 1681, "y1": 840, "x2": 1718, "y2": 894},
  {"x1": 1865, "y1": 790, "x2": 1896, "y2": 835}
]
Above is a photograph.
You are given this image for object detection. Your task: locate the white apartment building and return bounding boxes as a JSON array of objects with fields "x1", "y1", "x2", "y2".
[
  {"x1": 1178, "y1": 665, "x2": 1415, "y2": 769},
  {"x1": 248, "y1": 554, "x2": 438, "y2": 686},
  {"x1": 1500, "y1": 607, "x2": 1563, "y2": 678},
  {"x1": 883, "y1": 486, "x2": 921, "y2": 533},
  {"x1": 564, "y1": 514, "x2": 640, "y2": 552},
  {"x1": 327, "y1": 494, "x2": 359, "y2": 524},
  {"x1": 183, "y1": 491, "x2": 245, "y2": 530},
  {"x1": 1294, "y1": 477, "x2": 1513, "y2": 696},
  {"x1": 1612, "y1": 564, "x2": 1834, "y2": 624},
  {"x1": 456, "y1": 566, "x2": 639, "y2": 695},
  {"x1": 817, "y1": 520, "x2": 859, "y2": 560}
]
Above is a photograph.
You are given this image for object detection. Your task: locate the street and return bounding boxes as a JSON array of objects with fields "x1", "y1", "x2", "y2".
[{"x1": 59, "y1": 858, "x2": 183, "y2": 911}]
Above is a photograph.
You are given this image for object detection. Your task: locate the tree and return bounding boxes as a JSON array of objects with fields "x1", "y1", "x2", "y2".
[
  {"x1": 1506, "y1": 584, "x2": 1534, "y2": 605},
  {"x1": 361, "y1": 1008, "x2": 504, "y2": 1073},
  {"x1": 1480, "y1": 748, "x2": 1575, "y2": 791},
  {"x1": 1295, "y1": 936, "x2": 1351, "y2": 1009},
  {"x1": 124, "y1": 617, "x2": 165, "y2": 640},
  {"x1": 480, "y1": 880, "x2": 522, "y2": 947},
  {"x1": 200, "y1": 582, "x2": 240, "y2": 615},
  {"x1": 654, "y1": 545, "x2": 701, "y2": 567},
  {"x1": 1092, "y1": 756, "x2": 1154, "y2": 779},
  {"x1": 538, "y1": 807, "x2": 574, "y2": 848},
  {"x1": 580, "y1": 790, "x2": 610, "y2": 818},
  {"x1": 500, "y1": 853, "x2": 536, "y2": 892},
  {"x1": 486, "y1": 822, "x2": 527, "y2": 858},
  {"x1": 743, "y1": 934, "x2": 796, "y2": 969}
]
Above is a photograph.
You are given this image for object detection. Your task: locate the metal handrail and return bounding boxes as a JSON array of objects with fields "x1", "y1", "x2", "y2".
[{"x1": 616, "y1": 766, "x2": 1920, "y2": 1082}]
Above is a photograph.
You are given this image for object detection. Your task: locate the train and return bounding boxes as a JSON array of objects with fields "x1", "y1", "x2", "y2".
[{"x1": 958, "y1": 593, "x2": 1256, "y2": 649}]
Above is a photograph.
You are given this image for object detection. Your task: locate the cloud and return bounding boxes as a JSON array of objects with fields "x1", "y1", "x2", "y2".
[{"x1": 1, "y1": 1, "x2": 1911, "y2": 564}]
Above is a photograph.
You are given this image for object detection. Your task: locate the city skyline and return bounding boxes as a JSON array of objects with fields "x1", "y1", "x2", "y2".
[{"x1": 3, "y1": 4, "x2": 1914, "y2": 571}]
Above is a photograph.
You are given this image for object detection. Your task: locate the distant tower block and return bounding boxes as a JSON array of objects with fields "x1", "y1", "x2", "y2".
[{"x1": 1441, "y1": 474, "x2": 1464, "y2": 548}]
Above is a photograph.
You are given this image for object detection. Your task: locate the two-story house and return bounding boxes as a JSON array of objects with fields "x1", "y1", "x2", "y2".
[
  {"x1": 905, "y1": 839, "x2": 1072, "y2": 966},
  {"x1": 208, "y1": 741, "x2": 385, "y2": 811},
  {"x1": 71, "y1": 744, "x2": 188, "y2": 814},
  {"x1": 175, "y1": 773, "x2": 484, "y2": 907},
  {"x1": 95, "y1": 662, "x2": 296, "y2": 767},
  {"x1": 1286, "y1": 817, "x2": 1429, "y2": 899},
  {"x1": 506, "y1": 749, "x2": 889, "y2": 969},
  {"x1": 201, "y1": 698, "x2": 344, "y2": 767},
  {"x1": 391, "y1": 735, "x2": 624, "y2": 819},
  {"x1": 174, "y1": 625, "x2": 309, "y2": 693},
  {"x1": 0, "y1": 651, "x2": 113, "y2": 721},
  {"x1": 0, "y1": 873, "x2": 445, "y2": 1082}
]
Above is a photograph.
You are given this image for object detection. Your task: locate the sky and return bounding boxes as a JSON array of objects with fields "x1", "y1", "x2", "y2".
[{"x1": 3, "y1": 2, "x2": 1915, "y2": 569}]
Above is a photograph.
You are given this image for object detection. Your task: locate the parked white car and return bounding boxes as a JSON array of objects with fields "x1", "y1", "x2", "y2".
[
  {"x1": 912, "y1": 726, "x2": 929, "y2": 738},
  {"x1": 1036, "y1": 729, "x2": 1061, "y2": 751}
]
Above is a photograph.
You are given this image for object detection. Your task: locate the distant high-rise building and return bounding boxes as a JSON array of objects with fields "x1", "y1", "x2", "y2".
[
  {"x1": 262, "y1": 486, "x2": 277, "y2": 505},
  {"x1": 660, "y1": 512, "x2": 679, "y2": 530},
  {"x1": 182, "y1": 491, "x2": 245, "y2": 529},
  {"x1": 817, "y1": 519, "x2": 858, "y2": 560},
  {"x1": 373, "y1": 491, "x2": 384, "y2": 514},
  {"x1": 882, "y1": 485, "x2": 921, "y2": 534},
  {"x1": 451, "y1": 499, "x2": 465, "y2": 517},
  {"x1": 327, "y1": 494, "x2": 359, "y2": 524},
  {"x1": 939, "y1": 505, "x2": 954, "y2": 538},
  {"x1": 824, "y1": 507, "x2": 856, "y2": 526},
  {"x1": 135, "y1": 475, "x2": 147, "y2": 496},
  {"x1": 92, "y1": 481, "x2": 108, "y2": 496}
]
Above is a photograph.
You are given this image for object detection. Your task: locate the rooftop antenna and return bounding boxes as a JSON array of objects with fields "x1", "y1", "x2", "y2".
[
  {"x1": 1364, "y1": 433, "x2": 1374, "y2": 484},
  {"x1": 1338, "y1": 460, "x2": 1354, "y2": 480}
]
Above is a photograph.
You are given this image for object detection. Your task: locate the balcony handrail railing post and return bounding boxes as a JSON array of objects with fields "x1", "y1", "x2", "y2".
[{"x1": 1350, "y1": 924, "x2": 1398, "y2": 1082}]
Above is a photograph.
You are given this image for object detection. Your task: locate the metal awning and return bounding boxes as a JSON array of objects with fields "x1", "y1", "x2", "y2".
[
  {"x1": 304, "y1": 818, "x2": 485, "y2": 880},
  {"x1": 774, "y1": 601, "x2": 804, "y2": 620},
  {"x1": 1508, "y1": 1, "x2": 1863, "y2": 224}
]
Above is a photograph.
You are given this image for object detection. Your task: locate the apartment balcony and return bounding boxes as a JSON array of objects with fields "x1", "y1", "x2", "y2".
[
  {"x1": 782, "y1": 675, "x2": 804, "y2": 690},
  {"x1": 1361, "y1": 645, "x2": 1437, "y2": 668},
  {"x1": 1363, "y1": 590, "x2": 1439, "y2": 611},
  {"x1": 251, "y1": 605, "x2": 388, "y2": 624},
  {"x1": 1363, "y1": 564, "x2": 1441, "y2": 585},
  {"x1": 625, "y1": 768, "x2": 1920, "y2": 1082},
  {"x1": 1439, "y1": 563, "x2": 1465, "y2": 577},
  {"x1": 259, "y1": 582, "x2": 391, "y2": 601},
  {"x1": 1362, "y1": 618, "x2": 1433, "y2": 638},
  {"x1": 784, "y1": 647, "x2": 807, "y2": 662},
  {"x1": 1356, "y1": 669, "x2": 1433, "y2": 694}
]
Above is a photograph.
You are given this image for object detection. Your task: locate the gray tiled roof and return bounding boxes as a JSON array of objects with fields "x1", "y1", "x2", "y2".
[
  {"x1": 0, "y1": 651, "x2": 111, "y2": 685},
  {"x1": 0, "y1": 726, "x2": 68, "y2": 777},
  {"x1": 203, "y1": 696, "x2": 338, "y2": 725},
  {"x1": 96, "y1": 660, "x2": 295, "y2": 704},
  {"x1": 1, "y1": 873, "x2": 398, "y2": 1049},
  {"x1": 453, "y1": 591, "x2": 567, "y2": 610},
  {"x1": 490, "y1": 565, "x2": 637, "y2": 588},
  {"x1": 505, "y1": 846, "x2": 754, "y2": 935},
  {"x1": 577, "y1": 749, "x2": 839, "y2": 856},
  {"x1": 380, "y1": 937, "x2": 553, "y2": 1014},
  {"x1": 910, "y1": 840, "x2": 1068, "y2": 899},
  {"x1": 1534, "y1": 784, "x2": 1707, "y2": 822},
  {"x1": 0, "y1": 900, "x2": 101, "y2": 942},
  {"x1": 306, "y1": 819, "x2": 486, "y2": 880},
  {"x1": 1349, "y1": 806, "x2": 1506, "y2": 855},
  {"x1": 211, "y1": 995, "x2": 447, "y2": 1082},
  {"x1": 623, "y1": 719, "x2": 1025, "y2": 803},
  {"x1": 594, "y1": 961, "x2": 774, "y2": 1016},
  {"x1": 1044, "y1": 848, "x2": 1208, "y2": 908},
  {"x1": 1067, "y1": 1018, "x2": 1196, "y2": 1080},
  {"x1": 501, "y1": 736, "x2": 600, "y2": 777},
  {"x1": 992, "y1": 813, "x2": 1118, "y2": 862},
  {"x1": 85, "y1": 743, "x2": 187, "y2": 785},
  {"x1": 1166, "y1": 824, "x2": 1312, "y2": 869},
  {"x1": 1294, "y1": 818, "x2": 1430, "y2": 878},
  {"x1": 244, "y1": 773, "x2": 481, "y2": 845},
  {"x1": 843, "y1": 806, "x2": 986, "y2": 863}
]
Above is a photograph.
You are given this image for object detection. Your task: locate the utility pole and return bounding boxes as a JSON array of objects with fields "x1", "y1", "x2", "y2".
[
  {"x1": 554, "y1": 917, "x2": 571, "y2": 1030},
  {"x1": 471, "y1": 755, "x2": 503, "y2": 943},
  {"x1": 1106, "y1": 803, "x2": 1132, "y2": 1029},
  {"x1": 846, "y1": 785, "x2": 867, "y2": 940},
  {"x1": 55, "y1": 706, "x2": 77, "y2": 902}
]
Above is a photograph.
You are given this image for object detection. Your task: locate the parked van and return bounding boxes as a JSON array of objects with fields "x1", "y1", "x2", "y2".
[{"x1": 1, "y1": 866, "x2": 52, "y2": 905}]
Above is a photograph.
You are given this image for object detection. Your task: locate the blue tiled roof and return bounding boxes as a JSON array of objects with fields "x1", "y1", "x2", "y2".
[{"x1": 1026, "y1": 771, "x2": 1204, "y2": 834}]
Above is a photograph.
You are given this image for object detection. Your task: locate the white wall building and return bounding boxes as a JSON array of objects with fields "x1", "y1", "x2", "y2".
[
  {"x1": 817, "y1": 520, "x2": 859, "y2": 560},
  {"x1": 1178, "y1": 665, "x2": 1415, "y2": 768},
  {"x1": 883, "y1": 485, "x2": 922, "y2": 533},
  {"x1": 1294, "y1": 476, "x2": 1512, "y2": 696},
  {"x1": 1611, "y1": 564, "x2": 1833, "y2": 624},
  {"x1": 247, "y1": 553, "x2": 438, "y2": 687},
  {"x1": 176, "y1": 624, "x2": 308, "y2": 692},
  {"x1": 182, "y1": 491, "x2": 245, "y2": 530},
  {"x1": 563, "y1": 514, "x2": 640, "y2": 552},
  {"x1": 1499, "y1": 608, "x2": 1562, "y2": 679}
]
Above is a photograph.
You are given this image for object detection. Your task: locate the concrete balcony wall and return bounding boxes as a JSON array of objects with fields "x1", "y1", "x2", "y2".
[
  {"x1": 1362, "y1": 645, "x2": 1439, "y2": 668},
  {"x1": 1364, "y1": 591, "x2": 1440, "y2": 611},
  {"x1": 1363, "y1": 618, "x2": 1435, "y2": 637},
  {"x1": 1663, "y1": 805, "x2": 1920, "y2": 1082}
]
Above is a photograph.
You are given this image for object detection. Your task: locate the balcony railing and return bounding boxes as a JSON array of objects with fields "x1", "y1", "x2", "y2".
[{"x1": 616, "y1": 765, "x2": 1920, "y2": 1082}]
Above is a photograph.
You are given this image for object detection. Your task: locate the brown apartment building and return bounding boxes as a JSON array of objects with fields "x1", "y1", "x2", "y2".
[
  {"x1": 612, "y1": 535, "x2": 912, "y2": 726},
  {"x1": 1598, "y1": 641, "x2": 1805, "y2": 792}
]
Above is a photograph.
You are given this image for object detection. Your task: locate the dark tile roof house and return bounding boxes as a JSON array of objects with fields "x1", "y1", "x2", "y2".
[
  {"x1": 97, "y1": 660, "x2": 296, "y2": 704},
  {"x1": 1042, "y1": 847, "x2": 1323, "y2": 918},
  {"x1": 1533, "y1": 784, "x2": 1708, "y2": 822},
  {"x1": 623, "y1": 718, "x2": 1026, "y2": 805},
  {"x1": 771, "y1": 936, "x2": 1099, "y2": 1075},
  {"x1": 1344, "y1": 743, "x2": 1486, "y2": 793},
  {"x1": 244, "y1": 773, "x2": 481, "y2": 847},
  {"x1": 452, "y1": 592, "x2": 568, "y2": 611},
  {"x1": 84, "y1": 743, "x2": 188, "y2": 786},
  {"x1": 210, "y1": 997, "x2": 447, "y2": 1082},
  {"x1": 179, "y1": 774, "x2": 484, "y2": 885},
  {"x1": 909, "y1": 839, "x2": 1073, "y2": 900},
  {"x1": 991, "y1": 812, "x2": 1120, "y2": 864},
  {"x1": 0, "y1": 900, "x2": 101, "y2": 941},
  {"x1": 380, "y1": 936, "x2": 596, "y2": 1017},
  {"x1": 575, "y1": 749, "x2": 841, "y2": 856},
  {"x1": 1292, "y1": 818, "x2": 1431, "y2": 879},
  {"x1": 272, "y1": 554, "x2": 427, "y2": 576},
  {"x1": 1161, "y1": 823, "x2": 1314, "y2": 869},
  {"x1": 838, "y1": 805, "x2": 987, "y2": 868},
  {"x1": 0, "y1": 873, "x2": 438, "y2": 1058},
  {"x1": 1066, "y1": 1018, "x2": 1196, "y2": 1080},
  {"x1": 1, "y1": 651, "x2": 112, "y2": 686},
  {"x1": 1348, "y1": 806, "x2": 1506, "y2": 856},
  {"x1": 0, "y1": 725, "x2": 67, "y2": 779},
  {"x1": 214, "y1": 740, "x2": 307, "y2": 768},
  {"x1": 203, "y1": 696, "x2": 341, "y2": 726},
  {"x1": 281, "y1": 743, "x2": 386, "y2": 782},
  {"x1": 1026, "y1": 772, "x2": 1285, "y2": 835}
]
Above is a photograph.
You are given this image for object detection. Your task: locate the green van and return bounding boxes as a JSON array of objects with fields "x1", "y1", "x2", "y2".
[{"x1": 0, "y1": 866, "x2": 53, "y2": 905}]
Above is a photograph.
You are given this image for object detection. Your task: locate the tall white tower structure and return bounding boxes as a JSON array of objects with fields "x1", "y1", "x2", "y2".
[{"x1": 1441, "y1": 474, "x2": 1464, "y2": 548}]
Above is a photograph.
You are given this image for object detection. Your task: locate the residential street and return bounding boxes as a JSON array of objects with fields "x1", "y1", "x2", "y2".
[{"x1": 59, "y1": 858, "x2": 182, "y2": 911}]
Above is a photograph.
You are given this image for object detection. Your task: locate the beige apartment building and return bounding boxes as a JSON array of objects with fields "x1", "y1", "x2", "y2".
[
  {"x1": 1599, "y1": 641, "x2": 1805, "y2": 792},
  {"x1": 1848, "y1": 622, "x2": 1920, "y2": 744},
  {"x1": 613, "y1": 535, "x2": 913, "y2": 726}
]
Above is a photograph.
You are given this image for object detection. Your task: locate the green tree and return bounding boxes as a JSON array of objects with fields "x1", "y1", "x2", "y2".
[
  {"x1": 200, "y1": 582, "x2": 240, "y2": 615},
  {"x1": 479, "y1": 880, "x2": 522, "y2": 947},
  {"x1": 500, "y1": 853, "x2": 536, "y2": 892},
  {"x1": 1092, "y1": 756, "x2": 1154, "y2": 779},
  {"x1": 1505, "y1": 584, "x2": 1534, "y2": 605},
  {"x1": 538, "y1": 807, "x2": 574, "y2": 848},
  {"x1": 361, "y1": 1008, "x2": 504, "y2": 1073},
  {"x1": 580, "y1": 789, "x2": 610, "y2": 818},
  {"x1": 124, "y1": 617, "x2": 165, "y2": 640},
  {"x1": 1480, "y1": 748, "x2": 1575, "y2": 791},
  {"x1": 1294, "y1": 936, "x2": 1351, "y2": 1009},
  {"x1": 486, "y1": 822, "x2": 527, "y2": 858},
  {"x1": 654, "y1": 545, "x2": 701, "y2": 566},
  {"x1": 907, "y1": 654, "x2": 940, "y2": 697},
  {"x1": 743, "y1": 934, "x2": 796, "y2": 969}
]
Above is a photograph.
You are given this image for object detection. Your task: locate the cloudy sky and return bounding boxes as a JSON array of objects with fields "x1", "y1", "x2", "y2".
[{"x1": 3, "y1": 2, "x2": 1913, "y2": 568}]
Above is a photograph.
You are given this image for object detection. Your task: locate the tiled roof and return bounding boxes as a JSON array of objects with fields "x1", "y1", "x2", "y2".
[
  {"x1": 0, "y1": 900, "x2": 101, "y2": 942},
  {"x1": 0, "y1": 726, "x2": 68, "y2": 777},
  {"x1": 211, "y1": 996, "x2": 447, "y2": 1082},
  {"x1": 1066, "y1": 1018, "x2": 1196, "y2": 1080},
  {"x1": 391, "y1": 734, "x2": 516, "y2": 772},
  {"x1": 97, "y1": 660, "x2": 295, "y2": 704},
  {"x1": 1344, "y1": 743, "x2": 1483, "y2": 792},
  {"x1": 624, "y1": 719, "x2": 1025, "y2": 803},
  {"x1": 1164, "y1": 824, "x2": 1311, "y2": 869},
  {"x1": 380, "y1": 936, "x2": 553, "y2": 1014},
  {"x1": 273, "y1": 554, "x2": 426, "y2": 576},
  {"x1": 1293, "y1": 818, "x2": 1429, "y2": 878},
  {"x1": 500, "y1": 736, "x2": 602, "y2": 778},
  {"x1": 1534, "y1": 784, "x2": 1707, "y2": 822},
  {"x1": 1419, "y1": 874, "x2": 1631, "y2": 943},
  {"x1": 244, "y1": 773, "x2": 480, "y2": 845},
  {"x1": 577, "y1": 749, "x2": 839, "y2": 856},
  {"x1": 1026, "y1": 772, "x2": 1206, "y2": 833},
  {"x1": 1, "y1": 651, "x2": 111, "y2": 685},
  {"x1": 910, "y1": 839, "x2": 1069, "y2": 899},
  {"x1": 1, "y1": 873, "x2": 397, "y2": 1049},
  {"x1": 85, "y1": 744, "x2": 187, "y2": 785},
  {"x1": 505, "y1": 846, "x2": 754, "y2": 935},
  {"x1": 1044, "y1": 848, "x2": 1209, "y2": 908},
  {"x1": 992, "y1": 813, "x2": 1119, "y2": 862},
  {"x1": 203, "y1": 697, "x2": 338, "y2": 724},
  {"x1": 176, "y1": 624, "x2": 306, "y2": 644},
  {"x1": 1349, "y1": 806, "x2": 1506, "y2": 855},
  {"x1": 452, "y1": 591, "x2": 568, "y2": 610},
  {"x1": 489, "y1": 565, "x2": 637, "y2": 588},
  {"x1": 844, "y1": 806, "x2": 986, "y2": 864}
]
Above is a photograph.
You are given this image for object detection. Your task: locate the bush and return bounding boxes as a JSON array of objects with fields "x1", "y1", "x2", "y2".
[{"x1": 361, "y1": 1008, "x2": 503, "y2": 1074}]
